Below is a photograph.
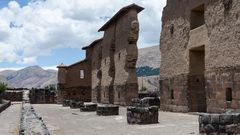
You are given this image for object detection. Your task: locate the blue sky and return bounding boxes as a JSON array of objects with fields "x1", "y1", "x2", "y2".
[{"x1": 0, "y1": 0, "x2": 166, "y2": 70}]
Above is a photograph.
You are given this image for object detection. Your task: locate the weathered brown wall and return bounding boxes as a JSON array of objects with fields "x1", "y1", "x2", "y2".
[
  {"x1": 57, "y1": 49, "x2": 92, "y2": 102},
  {"x1": 100, "y1": 25, "x2": 115, "y2": 104},
  {"x1": 113, "y1": 9, "x2": 139, "y2": 105},
  {"x1": 91, "y1": 41, "x2": 102, "y2": 103},
  {"x1": 66, "y1": 61, "x2": 90, "y2": 88},
  {"x1": 160, "y1": 0, "x2": 240, "y2": 113}
]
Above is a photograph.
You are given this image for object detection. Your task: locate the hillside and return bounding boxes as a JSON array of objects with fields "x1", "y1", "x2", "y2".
[
  {"x1": 137, "y1": 45, "x2": 160, "y2": 68},
  {"x1": 0, "y1": 66, "x2": 57, "y2": 88}
]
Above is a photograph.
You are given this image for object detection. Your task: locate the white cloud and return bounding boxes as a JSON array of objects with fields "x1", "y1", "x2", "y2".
[{"x1": 0, "y1": 0, "x2": 166, "y2": 65}]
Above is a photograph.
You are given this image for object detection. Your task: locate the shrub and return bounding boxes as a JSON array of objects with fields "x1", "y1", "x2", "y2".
[
  {"x1": 140, "y1": 86, "x2": 148, "y2": 92},
  {"x1": 0, "y1": 82, "x2": 7, "y2": 94}
]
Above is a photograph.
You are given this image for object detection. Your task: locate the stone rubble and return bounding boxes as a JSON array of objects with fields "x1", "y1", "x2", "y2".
[
  {"x1": 127, "y1": 106, "x2": 159, "y2": 125},
  {"x1": 80, "y1": 103, "x2": 97, "y2": 112},
  {"x1": 199, "y1": 110, "x2": 240, "y2": 134}
]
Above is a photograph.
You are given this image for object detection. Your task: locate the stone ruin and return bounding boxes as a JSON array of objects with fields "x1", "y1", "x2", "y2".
[
  {"x1": 127, "y1": 106, "x2": 158, "y2": 125},
  {"x1": 29, "y1": 88, "x2": 55, "y2": 104},
  {"x1": 80, "y1": 103, "x2": 98, "y2": 112},
  {"x1": 199, "y1": 110, "x2": 240, "y2": 134},
  {"x1": 127, "y1": 96, "x2": 159, "y2": 124},
  {"x1": 69, "y1": 100, "x2": 84, "y2": 109},
  {"x1": 160, "y1": 0, "x2": 240, "y2": 113},
  {"x1": 97, "y1": 104, "x2": 119, "y2": 116},
  {"x1": 57, "y1": 4, "x2": 144, "y2": 106}
]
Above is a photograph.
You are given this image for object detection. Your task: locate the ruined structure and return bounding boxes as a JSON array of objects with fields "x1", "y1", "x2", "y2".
[
  {"x1": 160, "y1": 0, "x2": 240, "y2": 113},
  {"x1": 29, "y1": 89, "x2": 55, "y2": 104},
  {"x1": 91, "y1": 4, "x2": 143, "y2": 105},
  {"x1": 57, "y1": 51, "x2": 92, "y2": 103},
  {"x1": 57, "y1": 4, "x2": 143, "y2": 106}
]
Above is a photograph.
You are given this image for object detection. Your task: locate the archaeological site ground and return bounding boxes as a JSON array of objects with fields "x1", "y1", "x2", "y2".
[{"x1": 1, "y1": 0, "x2": 240, "y2": 135}]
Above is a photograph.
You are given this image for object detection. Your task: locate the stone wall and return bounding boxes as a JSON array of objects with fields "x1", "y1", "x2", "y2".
[
  {"x1": 30, "y1": 89, "x2": 55, "y2": 104},
  {"x1": 160, "y1": 0, "x2": 240, "y2": 113},
  {"x1": 199, "y1": 112, "x2": 240, "y2": 134},
  {"x1": 0, "y1": 100, "x2": 11, "y2": 113},
  {"x1": 1, "y1": 90, "x2": 23, "y2": 101}
]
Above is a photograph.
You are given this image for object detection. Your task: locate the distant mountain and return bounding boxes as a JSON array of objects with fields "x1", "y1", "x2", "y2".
[
  {"x1": 0, "y1": 66, "x2": 57, "y2": 88},
  {"x1": 137, "y1": 45, "x2": 160, "y2": 68}
]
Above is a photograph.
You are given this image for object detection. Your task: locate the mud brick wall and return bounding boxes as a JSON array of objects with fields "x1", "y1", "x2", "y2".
[
  {"x1": 57, "y1": 49, "x2": 92, "y2": 103},
  {"x1": 91, "y1": 40, "x2": 102, "y2": 103},
  {"x1": 113, "y1": 8, "x2": 140, "y2": 105}
]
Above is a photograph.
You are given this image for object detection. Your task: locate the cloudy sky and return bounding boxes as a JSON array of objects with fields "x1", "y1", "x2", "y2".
[{"x1": 0, "y1": 0, "x2": 166, "y2": 70}]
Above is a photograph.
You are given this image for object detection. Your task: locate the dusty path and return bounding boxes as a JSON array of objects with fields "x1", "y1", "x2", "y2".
[
  {"x1": 0, "y1": 102, "x2": 21, "y2": 135},
  {"x1": 34, "y1": 104, "x2": 199, "y2": 135}
]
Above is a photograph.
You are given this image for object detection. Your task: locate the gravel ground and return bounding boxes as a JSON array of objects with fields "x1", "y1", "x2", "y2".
[
  {"x1": 34, "y1": 104, "x2": 199, "y2": 135},
  {"x1": 0, "y1": 102, "x2": 21, "y2": 135}
]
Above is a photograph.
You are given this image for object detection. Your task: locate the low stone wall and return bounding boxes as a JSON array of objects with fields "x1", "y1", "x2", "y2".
[
  {"x1": 0, "y1": 100, "x2": 11, "y2": 113},
  {"x1": 1, "y1": 90, "x2": 23, "y2": 101},
  {"x1": 127, "y1": 106, "x2": 158, "y2": 124},
  {"x1": 199, "y1": 112, "x2": 240, "y2": 134},
  {"x1": 97, "y1": 105, "x2": 119, "y2": 116}
]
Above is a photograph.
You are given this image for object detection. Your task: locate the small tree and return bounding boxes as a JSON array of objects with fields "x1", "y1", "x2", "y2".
[
  {"x1": 140, "y1": 86, "x2": 148, "y2": 92},
  {"x1": 0, "y1": 82, "x2": 7, "y2": 102},
  {"x1": 0, "y1": 82, "x2": 7, "y2": 94}
]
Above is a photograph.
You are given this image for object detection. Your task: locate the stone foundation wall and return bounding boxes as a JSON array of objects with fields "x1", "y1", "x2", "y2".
[
  {"x1": 206, "y1": 66, "x2": 240, "y2": 113},
  {"x1": 114, "y1": 83, "x2": 138, "y2": 106},
  {"x1": 62, "y1": 86, "x2": 91, "y2": 102},
  {"x1": 160, "y1": 74, "x2": 189, "y2": 112}
]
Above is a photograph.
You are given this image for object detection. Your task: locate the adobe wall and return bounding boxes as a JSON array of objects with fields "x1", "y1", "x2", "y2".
[
  {"x1": 160, "y1": 0, "x2": 240, "y2": 112},
  {"x1": 100, "y1": 25, "x2": 115, "y2": 104},
  {"x1": 113, "y1": 9, "x2": 139, "y2": 105},
  {"x1": 66, "y1": 61, "x2": 90, "y2": 88},
  {"x1": 57, "y1": 49, "x2": 92, "y2": 103},
  {"x1": 91, "y1": 41, "x2": 102, "y2": 103}
]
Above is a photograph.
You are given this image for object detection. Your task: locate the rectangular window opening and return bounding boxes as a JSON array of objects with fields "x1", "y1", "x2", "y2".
[
  {"x1": 226, "y1": 88, "x2": 232, "y2": 102},
  {"x1": 80, "y1": 69, "x2": 85, "y2": 79},
  {"x1": 190, "y1": 4, "x2": 205, "y2": 30}
]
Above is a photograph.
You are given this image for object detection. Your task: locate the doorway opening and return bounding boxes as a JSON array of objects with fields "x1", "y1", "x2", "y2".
[{"x1": 188, "y1": 46, "x2": 207, "y2": 112}]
